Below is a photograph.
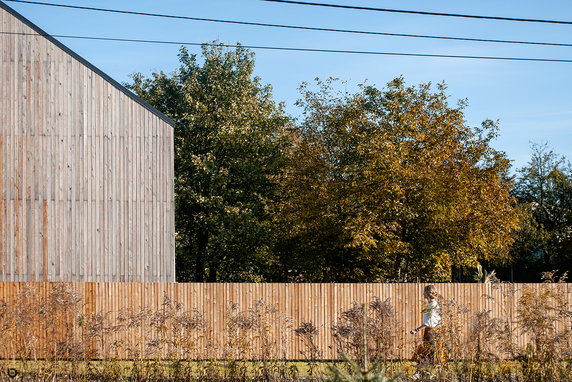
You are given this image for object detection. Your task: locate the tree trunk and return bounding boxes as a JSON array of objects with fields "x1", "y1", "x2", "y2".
[
  {"x1": 207, "y1": 262, "x2": 218, "y2": 282},
  {"x1": 195, "y1": 230, "x2": 208, "y2": 282}
]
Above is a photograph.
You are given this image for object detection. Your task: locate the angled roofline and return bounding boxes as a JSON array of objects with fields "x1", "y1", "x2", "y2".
[{"x1": 0, "y1": 0, "x2": 175, "y2": 127}]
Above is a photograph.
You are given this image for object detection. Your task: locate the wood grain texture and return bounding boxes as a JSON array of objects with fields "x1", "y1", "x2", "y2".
[
  {"x1": 0, "y1": 4, "x2": 175, "y2": 282},
  {"x1": 0, "y1": 282, "x2": 568, "y2": 360}
]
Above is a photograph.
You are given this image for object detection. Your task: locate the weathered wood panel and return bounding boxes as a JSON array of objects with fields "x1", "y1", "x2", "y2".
[
  {"x1": 0, "y1": 3, "x2": 175, "y2": 282},
  {"x1": 0, "y1": 282, "x2": 569, "y2": 360}
]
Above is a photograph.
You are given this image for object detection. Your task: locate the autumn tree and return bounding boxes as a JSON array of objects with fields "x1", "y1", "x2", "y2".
[
  {"x1": 275, "y1": 78, "x2": 520, "y2": 282},
  {"x1": 128, "y1": 44, "x2": 289, "y2": 281},
  {"x1": 511, "y1": 144, "x2": 572, "y2": 277}
]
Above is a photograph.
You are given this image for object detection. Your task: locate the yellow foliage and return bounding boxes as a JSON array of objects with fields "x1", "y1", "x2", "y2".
[{"x1": 276, "y1": 78, "x2": 521, "y2": 282}]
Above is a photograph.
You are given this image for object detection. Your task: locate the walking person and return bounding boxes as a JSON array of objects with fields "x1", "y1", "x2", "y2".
[{"x1": 410, "y1": 284, "x2": 443, "y2": 364}]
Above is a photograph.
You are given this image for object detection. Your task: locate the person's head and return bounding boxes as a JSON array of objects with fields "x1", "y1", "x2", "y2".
[{"x1": 423, "y1": 285, "x2": 438, "y2": 300}]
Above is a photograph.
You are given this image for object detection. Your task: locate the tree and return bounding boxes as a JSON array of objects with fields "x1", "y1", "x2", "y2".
[
  {"x1": 128, "y1": 44, "x2": 289, "y2": 281},
  {"x1": 275, "y1": 78, "x2": 520, "y2": 282},
  {"x1": 512, "y1": 144, "x2": 572, "y2": 277}
]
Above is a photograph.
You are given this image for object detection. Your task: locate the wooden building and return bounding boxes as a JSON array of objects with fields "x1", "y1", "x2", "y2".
[{"x1": 0, "y1": 2, "x2": 175, "y2": 282}]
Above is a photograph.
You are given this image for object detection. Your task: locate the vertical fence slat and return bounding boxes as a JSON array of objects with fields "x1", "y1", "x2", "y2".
[{"x1": 0, "y1": 282, "x2": 568, "y2": 360}]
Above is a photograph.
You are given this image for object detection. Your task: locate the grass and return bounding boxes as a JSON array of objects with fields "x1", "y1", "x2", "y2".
[{"x1": 1, "y1": 359, "x2": 570, "y2": 381}]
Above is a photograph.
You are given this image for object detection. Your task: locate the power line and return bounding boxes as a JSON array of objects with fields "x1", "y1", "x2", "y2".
[
  {"x1": 2, "y1": 31, "x2": 572, "y2": 63},
  {"x1": 4, "y1": 0, "x2": 572, "y2": 48},
  {"x1": 262, "y1": 0, "x2": 572, "y2": 25}
]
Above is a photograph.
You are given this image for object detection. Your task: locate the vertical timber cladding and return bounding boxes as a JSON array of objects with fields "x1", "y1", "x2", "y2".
[{"x1": 0, "y1": 2, "x2": 175, "y2": 282}]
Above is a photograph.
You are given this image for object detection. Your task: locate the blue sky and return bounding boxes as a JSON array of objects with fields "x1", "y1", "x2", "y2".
[{"x1": 5, "y1": 0, "x2": 572, "y2": 171}]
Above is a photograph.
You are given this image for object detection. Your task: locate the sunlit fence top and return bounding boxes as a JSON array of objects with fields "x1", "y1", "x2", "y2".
[{"x1": 0, "y1": 282, "x2": 570, "y2": 360}]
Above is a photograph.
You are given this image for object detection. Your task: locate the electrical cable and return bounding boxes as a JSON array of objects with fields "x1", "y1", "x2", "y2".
[
  {"x1": 262, "y1": 0, "x2": 572, "y2": 25},
  {"x1": 2, "y1": 31, "x2": 572, "y2": 63},
  {"x1": 3, "y1": 0, "x2": 572, "y2": 48}
]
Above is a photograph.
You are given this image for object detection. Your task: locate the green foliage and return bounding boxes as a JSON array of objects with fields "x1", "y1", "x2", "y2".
[
  {"x1": 128, "y1": 43, "x2": 289, "y2": 281},
  {"x1": 327, "y1": 356, "x2": 400, "y2": 382},
  {"x1": 512, "y1": 143, "x2": 572, "y2": 277},
  {"x1": 126, "y1": 40, "x2": 563, "y2": 282},
  {"x1": 276, "y1": 77, "x2": 520, "y2": 281}
]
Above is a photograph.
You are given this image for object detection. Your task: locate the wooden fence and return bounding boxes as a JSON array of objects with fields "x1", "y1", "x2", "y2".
[{"x1": 0, "y1": 282, "x2": 570, "y2": 360}]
